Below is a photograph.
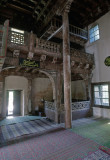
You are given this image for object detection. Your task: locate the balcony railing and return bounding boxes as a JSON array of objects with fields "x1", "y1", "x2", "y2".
[
  {"x1": 51, "y1": 18, "x2": 88, "y2": 40},
  {"x1": 7, "y1": 28, "x2": 61, "y2": 54},
  {"x1": 45, "y1": 101, "x2": 55, "y2": 110},
  {"x1": 45, "y1": 101, "x2": 90, "y2": 112},
  {"x1": 69, "y1": 24, "x2": 88, "y2": 40},
  {"x1": 36, "y1": 38, "x2": 60, "y2": 53}
]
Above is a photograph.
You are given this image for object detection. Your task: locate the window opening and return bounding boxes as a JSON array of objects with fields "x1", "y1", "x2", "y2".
[{"x1": 89, "y1": 25, "x2": 100, "y2": 43}]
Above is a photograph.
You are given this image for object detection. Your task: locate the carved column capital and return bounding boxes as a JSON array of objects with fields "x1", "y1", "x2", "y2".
[
  {"x1": 63, "y1": 0, "x2": 74, "y2": 13},
  {"x1": 56, "y1": 0, "x2": 74, "y2": 15}
]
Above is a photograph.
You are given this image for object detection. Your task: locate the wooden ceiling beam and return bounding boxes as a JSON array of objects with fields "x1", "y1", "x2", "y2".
[
  {"x1": 39, "y1": 0, "x2": 72, "y2": 31},
  {"x1": 28, "y1": 0, "x2": 38, "y2": 4},
  {"x1": 84, "y1": 0, "x2": 98, "y2": 6},
  {"x1": 11, "y1": 0, "x2": 34, "y2": 10},
  {"x1": 70, "y1": 6, "x2": 88, "y2": 23},
  {"x1": 7, "y1": 3, "x2": 32, "y2": 14},
  {"x1": 33, "y1": 0, "x2": 42, "y2": 16},
  {"x1": 0, "y1": 0, "x2": 8, "y2": 5},
  {"x1": 37, "y1": 0, "x2": 51, "y2": 21},
  {"x1": 0, "y1": 8, "x2": 13, "y2": 19},
  {"x1": 41, "y1": 0, "x2": 46, "y2": 6}
]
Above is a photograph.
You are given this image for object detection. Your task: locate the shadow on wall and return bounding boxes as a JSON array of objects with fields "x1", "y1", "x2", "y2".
[
  {"x1": 32, "y1": 78, "x2": 53, "y2": 115},
  {"x1": 71, "y1": 80, "x2": 87, "y2": 101}
]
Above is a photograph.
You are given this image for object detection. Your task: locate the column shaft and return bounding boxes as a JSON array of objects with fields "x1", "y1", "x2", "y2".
[{"x1": 63, "y1": 11, "x2": 72, "y2": 128}]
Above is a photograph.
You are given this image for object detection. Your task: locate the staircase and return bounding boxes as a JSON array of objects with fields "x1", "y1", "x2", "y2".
[{"x1": 40, "y1": 18, "x2": 88, "y2": 46}]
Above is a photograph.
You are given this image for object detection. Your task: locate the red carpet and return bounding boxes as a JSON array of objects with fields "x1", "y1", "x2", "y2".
[
  {"x1": 99, "y1": 146, "x2": 110, "y2": 155},
  {"x1": 0, "y1": 129, "x2": 100, "y2": 160}
]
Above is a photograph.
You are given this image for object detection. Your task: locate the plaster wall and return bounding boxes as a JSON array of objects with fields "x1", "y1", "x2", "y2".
[
  {"x1": 93, "y1": 107, "x2": 110, "y2": 118},
  {"x1": 85, "y1": 11, "x2": 110, "y2": 118},
  {"x1": 71, "y1": 80, "x2": 86, "y2": 101},
  {"x1": 4, "y1": 76, "x2": 28, "y2": 116},
  {"x1": 85, "y1": 11, "x2": 110, "y2": 82},
  {"x1": 32, "y1": 78, "x2": 53, "y2": 112}
]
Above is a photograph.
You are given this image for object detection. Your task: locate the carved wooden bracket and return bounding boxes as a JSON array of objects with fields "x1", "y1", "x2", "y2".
[
  {"x1": 40, "y1": 55, "x2": 46, "y2": 61},
  {"x1": 13, "y1": 50, "x2": 20, "y2": 58},
  {"x1": 56, "y1": 0, "x2": 74, "y2": 15},
  {"x1": 25, "y1": 67, "x2": 33, "y2": 73},
  {"x1": 63, "y1": 0, "x2": 74, "y2": 13},
  {"x1": 85, "y1": 63, "x2": 90, "y2": 69},
  {"x1": 28, "y1": 52, "x2": 34, "y2": 60},
  {"x1": 15, "y1": 66, "x2": 24, "y2": 72},
  {"x1": 32, "y1": 68, "x2": 39, "y2": 74},
  {"x1": 71, "y1": 60, "x2": 75, "y2": 66},
  {"x1": 52, "y1": 57, "x2": 57, "y2": 64}
]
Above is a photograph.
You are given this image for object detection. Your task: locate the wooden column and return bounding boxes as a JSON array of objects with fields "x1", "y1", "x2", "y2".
[
  {"x1": 63, "y1": 6, "x2": 72, "y2": 128},
  {"x1": 28, "y1": 31, "x2": 35, "y2": 59},
  {"x1": 0, "y1": 76, "x2": 6, "y2": 117},
  {"x1": 29, "y1": 31, "x2": 35, "y2": 52},
  {"x1": 84, "y1": 75, "x2": 92, "y2": 101},
  {"x1": 56, "y1": 70, "x2": 63, "y2": 123},
  {"x1": 27, "y1": 78, "x2": 32, "y2": 114},
  {"x1": 85, "y1": 74, "x2": 93, "y2": 116}
]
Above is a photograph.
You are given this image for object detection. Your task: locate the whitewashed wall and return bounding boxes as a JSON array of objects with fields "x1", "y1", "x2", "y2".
[
  {"x1": 85, "y1": 11, "x2": 110, "y2": 118},
  {"x1": 32, "y1": 78, "x2": 53, "y2": 111},
  {"x1": 85, "y1": 11, "x2": 110, "y2": 82}
]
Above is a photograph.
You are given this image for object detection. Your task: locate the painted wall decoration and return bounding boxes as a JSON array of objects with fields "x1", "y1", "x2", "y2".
[
  {"x1": 104, "y1": 56, "x2": 110, "y2": 66},
  {"x1": 19, "y1": 58, "x2": 40, "y2": 67}
]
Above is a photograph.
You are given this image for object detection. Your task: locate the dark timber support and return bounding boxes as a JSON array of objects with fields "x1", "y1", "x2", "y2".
[
  {"x1": 1, "y1": 76, "x2": 5, "y2": 117},
  {"x1": 63, "y1": 4, "x2": 72, "y2": 129},
  {"x1": 56, "y1": 70, "x2": 63, "y2": 123},
  {"x1": 27, "y1": 78, "x2": 32, "y2": 114}
]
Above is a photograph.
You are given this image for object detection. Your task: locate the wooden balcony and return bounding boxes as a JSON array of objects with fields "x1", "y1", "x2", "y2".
[
  {"x1": 0, "y1": 27, "x2": 94, "y2": 81},
  {"x1": 40, "y1": 18, "x2": 88, "y2": 46}
]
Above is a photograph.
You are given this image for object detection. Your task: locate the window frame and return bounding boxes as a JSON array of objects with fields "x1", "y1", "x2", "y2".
[
  {"x1": 10, "y1": 28, "x2": 25, "y2": 45},
  {"x1": 92, "y1": 82, "x2": 110, "y2": 108},
  {"x1": 89, "y1": 24, "x2": 100, "y2": 43}
]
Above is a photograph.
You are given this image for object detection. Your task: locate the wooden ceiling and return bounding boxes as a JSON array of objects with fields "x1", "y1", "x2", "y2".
[{"x1": 0, "y1": 0, "x2": 110, "y2": 36}]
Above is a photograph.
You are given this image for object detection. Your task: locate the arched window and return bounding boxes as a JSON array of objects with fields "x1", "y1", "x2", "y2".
[{"x1": 89, "y1": 24, "x2": 100, "y2": 43}]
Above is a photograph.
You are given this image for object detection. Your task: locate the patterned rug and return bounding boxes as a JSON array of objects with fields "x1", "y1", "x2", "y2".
[
  {"x1": 0, "y1": 116, "x2": 42, "y2": 126},
  {"x1": 99, "y1": 146, "x2": 110, "y2": 155},
  {"x1": 0, "y1": 129, "x2": 100, "y2": 160},
  {"x1": 83, "y1": 149, "x2": 110, "y2": 160},
  {"x1": 71, "y1": 118, "x2": 110, "y2": 148},
  {"x1": 0, "y1": 118, "x2": 61, "y2": 145}
]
